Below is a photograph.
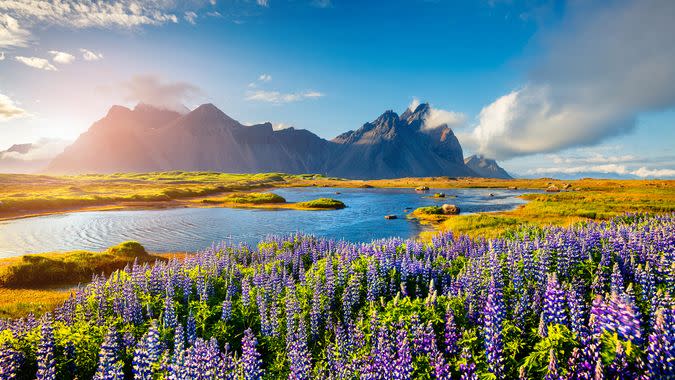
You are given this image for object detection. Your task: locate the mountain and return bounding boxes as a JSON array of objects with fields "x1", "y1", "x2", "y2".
[
  {"x1": 464, "y1": 154, "x2": 512, "y2": 179},
  {"x1": 330, "y1": 103, "x2": 475, "y2": 178},
  {"x1": 47, "y1": 102, "x2": 484, "y2": 179},
  {"x1": 1, "y1": 139, "x2": 70, "y2": 174}
]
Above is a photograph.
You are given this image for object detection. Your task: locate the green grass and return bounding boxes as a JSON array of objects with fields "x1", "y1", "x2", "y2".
[
  {"x1": 415, "y1": 206, "x2": 444, "y2": 215},
  {"x1": 296, "y1": 198, "x2": 346, "y2": 209},
  {"x1": 201, "y1": 192, "x2": 286, "y2": 205},
  {"x1": 0, "y1": 241, "x2": 157, "y2": 288}
]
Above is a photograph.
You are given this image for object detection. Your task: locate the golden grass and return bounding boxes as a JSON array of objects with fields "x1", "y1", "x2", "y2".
[{"x1": 0, "y1": 287, "x2": 73, "y2": 319}]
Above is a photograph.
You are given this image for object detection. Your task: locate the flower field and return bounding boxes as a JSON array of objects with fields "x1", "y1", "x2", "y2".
[{"x1": 1, "y1": 213, "x2": 674, "y2": 379}]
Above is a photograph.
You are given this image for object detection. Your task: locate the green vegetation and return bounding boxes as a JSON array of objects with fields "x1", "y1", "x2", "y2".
[
  {"x1": 201, "y1": 192, "x2": 286, "y2": 205},
  {"x1": 0, "y1": 172, "x2": 304, "y2": 218},
  {"x1": 295, "y1": 198, "x2": 346, "y2": 209},
  {"x1": 415, "y1": 206, "x2": 444, "y2": 215},
  {"x1": 0, "y1": 241, "x2": 156, "y2": 288}
]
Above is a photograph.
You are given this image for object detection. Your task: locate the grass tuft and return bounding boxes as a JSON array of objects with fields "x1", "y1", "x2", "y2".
[{"x1": 296, "y1": 198, "x2": 346, "y2": 209}]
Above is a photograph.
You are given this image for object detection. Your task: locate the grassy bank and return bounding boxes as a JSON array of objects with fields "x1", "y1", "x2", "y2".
[
  {"x1": 0, "y1": 242, "x2": 186, "y2": 318},
  {"x1": 410, "y1": 179, "x2": 675, "y2": 238}
]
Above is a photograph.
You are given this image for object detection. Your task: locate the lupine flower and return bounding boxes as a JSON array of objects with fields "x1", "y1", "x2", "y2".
[
  {"x1": 133, "y1": 320, "x2": 163, "y2": 380},
  {"x1": 239, "y1": 328, "x2": 263, "y2": 380},
  {"x1": 544, "y1": 349, "x2": 562, "y2": 380},
  {"x1": 393, "y1": 329, "x2": 413, "y2": 380},
  {"x1": 544, "y1": 273, "x2": 568, "y2": 327},
  {"x1": 93, "y1": 326, "x2": 124, "y2": 380},
  {"x1": 444, "y1": 306, "x2": 460, "y2": 355},
  {"x1": 459, "y1": 346, "x2": 478, "y2": 380},
  {"x1": 484, "y1": 278, "x2": 505, "y2": 378},
  {"x1": 36, "y1": 317, "x2": 56, "y2": 380}
]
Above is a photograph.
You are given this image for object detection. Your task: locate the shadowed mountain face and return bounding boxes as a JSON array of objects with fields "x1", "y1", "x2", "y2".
[
  {"x1": 464, "y1": 154, "x2": 512, "y2": 179},
  {"x1": 47, "y1": 103, "x2": 487, "y2": 179}
]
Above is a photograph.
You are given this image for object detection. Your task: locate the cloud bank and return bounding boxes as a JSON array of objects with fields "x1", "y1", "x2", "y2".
[
  {"x1": 123, "y1": 75, "x2": 202, "y2": 112},
  {"x1": 246, "y1": 90, "x2": 324, "y2": 104},
  {"x1": 467, "y1": 0, "x2": 675, "y2": 160},
  {"x1": 0, "y1": 93, "x2": 27, "y2": 121}
]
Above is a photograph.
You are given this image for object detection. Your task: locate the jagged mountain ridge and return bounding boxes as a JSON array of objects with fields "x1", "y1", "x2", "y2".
[
  {"x1": 47, "y1": 102, "x2": 506, "y2": 179},
  {"x1": 464, "y1": 154, "x2": 512, "y2": 179}
]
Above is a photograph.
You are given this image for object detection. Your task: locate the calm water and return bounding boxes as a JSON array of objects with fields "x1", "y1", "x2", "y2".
[{"x1": 0, "y1": 187, "x2": 535, "y2": 256}]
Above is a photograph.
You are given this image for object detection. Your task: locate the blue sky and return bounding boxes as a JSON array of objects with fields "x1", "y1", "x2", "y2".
[{"x1": 0, "y1": 0, "x2": 674, "y2": 178}]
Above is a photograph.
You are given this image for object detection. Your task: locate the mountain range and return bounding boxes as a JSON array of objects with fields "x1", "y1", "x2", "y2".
[{"x1": 46, "y1": 102, "x2": 510, "y2": 179}]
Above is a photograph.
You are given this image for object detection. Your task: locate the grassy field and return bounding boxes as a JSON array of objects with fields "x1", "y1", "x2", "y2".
[
  {"x1": 1, "y1": 172, "x2": 674, "y2": 318},
  {"x1": 0, "y1": 241, "x2": 187, "y2": 318}
]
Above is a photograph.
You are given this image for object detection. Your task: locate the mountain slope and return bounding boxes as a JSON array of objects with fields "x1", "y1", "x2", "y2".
[{"x1": 464, "y1": 154, "x2": 512, "y2": 179}]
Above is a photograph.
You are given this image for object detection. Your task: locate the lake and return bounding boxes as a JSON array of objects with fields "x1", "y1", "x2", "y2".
[{"x1": 0, "y1": 187, "x2": 535, "y2": 256}]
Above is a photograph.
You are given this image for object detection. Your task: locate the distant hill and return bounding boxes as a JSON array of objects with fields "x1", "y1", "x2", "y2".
[
  {"x1": 464, "y1": 154, "x2": 512, "y2": 179},
  {"x1": 47, "y1": 102, "x2": 503, "y2": 179}
]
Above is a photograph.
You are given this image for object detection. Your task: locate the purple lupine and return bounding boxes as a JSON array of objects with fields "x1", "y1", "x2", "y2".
[
  {"x1": 591, "y1": 292, "x2": 642, "y2": 344},
  {"x1": 459, "y1": 346, "x2": 478, "y2": 380},
  {"x1": 133, "y1": 320, "x2": 163, "y2": 380},
  {"x1": 288, "y1": 319, "x2": 312, "y2": 380},
  {"x1": 93, "y1": 326, "x2": 124, "y2": 380},
  {"x1": 544, "y1": 349, "x2": 562, "y2": 380},
  {"x1": 646, "y1": 308, "x2": 675, "y2": 378},
  {"x1": 36, "y1": 317, "x2": 56, "y2": 380},
  {"x1": 0, "y1": 343, "x2": 23, "y2": 380},
  {"x1": 484, "y1": 278, "x2": 505, "y2": 378},
  {"x1": 187, "y1": 310, "x2": 197, "y2": 345},
  {"x1": 239, "y1": 328, "x2": 263, "y2": 380},
  {"x1": 544, "y1": 273, "x2": 568, "y2": 327},
  {"x1": 445, "y1": 306, "x2": 460, "y2": 355},
  {"x1": 393, "y1": 329, "x2": 413, "y2": 380}
]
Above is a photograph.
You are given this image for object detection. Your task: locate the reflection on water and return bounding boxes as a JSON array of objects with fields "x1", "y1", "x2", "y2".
[{"x1": 0, "y1": 187, "x2": 535, "y2": 256}]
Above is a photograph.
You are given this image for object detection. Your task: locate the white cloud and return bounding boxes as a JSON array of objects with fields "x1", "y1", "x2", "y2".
[
  {"x1": 15, "y1": 56, "x2": 57, "y2": 71},
  {"x1": 0, "y1": 52, "x2": 4, "y2": 60},
  {"x1": 467, "y1": 1, "x2": 675, "y2": 160},
  {"x1": 80, "y1": 48, "x2": 103, "y2": 61},
  {"x1": 48, "y1": 50, "x2": 75, "y2": 64},
  {"x1": 0, "y1": 1, "x2": 184, "y2": 30},
  {"x1": 123, "y1": 75, "x2": 202, "y2": 112},
  {"x1": 526, "y1": 164, "x2": 675, "y2": 179},
  {"x1": 257, "y1": 0, "x2": 269, "y2": 7},
  {"x1": 258, "y1": 73, "x2": 272, "y2": 82},
  {"x1": 0, "y1": 14, "x2": 30, "y2": 48},
  {"x1": 0, "y1": 93, "x2": 27, "y2": 121},
  {"x1": 407, "y1": 98, "x2": 466, "y2": 130},
  {"x1": 632, "y1": 167, "x2": 675, "y2": 178},
  {"x1": 424, "y1": 107, "x2": 466, "y2": 130},
  {"x1": 184, "y1": 11, "x2": 198, "y2": 25},
  {"x1": 245, "y1": 90, "x2": 324, "y2": 103}
]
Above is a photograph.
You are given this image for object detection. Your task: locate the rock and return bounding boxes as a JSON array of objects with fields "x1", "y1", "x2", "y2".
[
  {"x1": 509, "y1": 186, "x2": 518, "y2": 190},
  {"x1": 335, "y1": 191, "x2": 341, "y2": 194},
  {"x1": 384, "y1": 214, "x2": 397, "y2": 220},
  {"x1": 546, "y1": 185, "x2": 560, "y2": 193},
  {"x1": 489, "y1": 193, "x2": 495, "y2": 197},
  {"x1": 415, "y1": 186, "x2": 430, "y2": 191},
  {"x1": 441, "y1": 204, "x2": 460, "y2": 215},
  {"x1": 360, "y1": 184, "x2": 374, "y2": 188},
  {"x1": 434, "y1": 192, "x2": 445, "y2": 198},
  {"x1": 562, "y1": 183, "x2": 572, "y2": 190}
]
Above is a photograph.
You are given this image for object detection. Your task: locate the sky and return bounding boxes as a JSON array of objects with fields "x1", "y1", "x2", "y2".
[{"x1": 0, "y1": 0, "x2": 674, "y2": 178}]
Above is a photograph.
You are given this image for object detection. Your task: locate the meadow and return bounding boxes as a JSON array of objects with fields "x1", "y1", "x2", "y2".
[
  {"x1": 0, "y1": 172, "x2": 674, "y2": 378},
  {"x1": 0, "y1": 213, "x2": 673, "y2": 379}
]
